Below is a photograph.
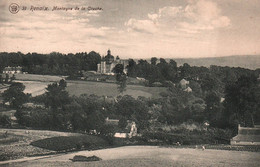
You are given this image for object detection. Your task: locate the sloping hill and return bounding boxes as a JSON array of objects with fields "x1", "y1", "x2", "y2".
[{"x1": 173, "y1": 55, "x2": 260, "y2": 69}]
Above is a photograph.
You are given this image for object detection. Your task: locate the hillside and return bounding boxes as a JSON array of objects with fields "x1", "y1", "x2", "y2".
[{"x1": 172, "y1": 55, "x2": 260, "y2": 70}]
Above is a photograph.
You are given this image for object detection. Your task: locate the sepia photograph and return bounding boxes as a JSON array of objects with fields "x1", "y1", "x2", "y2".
[{"x1": 0, "y1": 0, "x2": 260, "y2": 166}]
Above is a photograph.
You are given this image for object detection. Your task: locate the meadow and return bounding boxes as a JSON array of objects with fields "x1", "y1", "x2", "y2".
[
  {"x1": 12, "y1": 74, "x2": 63, "y2": 97},
  {"x1": 15, "y1": 74, "x2": 63, "y2": 82},
  {"x1": 66, "y1": 80, "x2": 166, "y2": 99},
  {"x1": 13, "y1": 74, "x2": 166, "y2": 98}
]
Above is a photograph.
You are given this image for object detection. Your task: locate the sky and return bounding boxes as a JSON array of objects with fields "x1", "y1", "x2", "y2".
[{"x1": 0, "y1": 0, "x2": 260, "y2": 59}]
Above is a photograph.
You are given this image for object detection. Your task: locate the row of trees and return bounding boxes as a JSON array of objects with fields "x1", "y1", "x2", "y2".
[{"x1": 0, "y1": 51, "x2": 101, "y2": 76}]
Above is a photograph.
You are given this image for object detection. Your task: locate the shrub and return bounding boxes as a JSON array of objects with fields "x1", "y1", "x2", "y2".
[
  {"x1": 31, "y1": 135, "x2": 108, "y2": 151},
  {"x1": 141, "y1": 129, "x2": 231, "y2": 145},
  {"x1": 70, "y1": 155, "x2": 102, "y2": 162},
  {"x1": 0, "y1": 115, "x2": 11, "y2": 127}
]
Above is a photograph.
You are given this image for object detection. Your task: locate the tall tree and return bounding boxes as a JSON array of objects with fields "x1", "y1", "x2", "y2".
[
  {"x1": 44, "y1": 80, "x2": 70, "y2": 110},
  {"x1": 113, "y1": 64, "x2": 127, "y2": 94},
  {"x1": 151, "y1": 57, "x2": 158, "y2": 65},
  {"x1": 224, "y1": 75, "x2": 260, "y2": 127},
  {"x1": 2, "y1": 82, "x2": 29, "y2": 109}
]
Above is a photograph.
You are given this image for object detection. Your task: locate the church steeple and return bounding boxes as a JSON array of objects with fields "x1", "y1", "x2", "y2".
[{"x1": 105, "y1": 49, "x2": 114, "y2": 64}]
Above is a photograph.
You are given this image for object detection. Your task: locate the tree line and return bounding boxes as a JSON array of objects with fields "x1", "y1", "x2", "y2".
[{"x1": 0, "y1": 51, "x2": 101, "y2": 77}]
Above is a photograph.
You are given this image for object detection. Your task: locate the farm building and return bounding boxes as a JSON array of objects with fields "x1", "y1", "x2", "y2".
[
  {"x1": 3, "y1": 66, "x2": 22, "y2": 74},
  {"x1": 105, "y1": 117, "x2": 138, "y2": 138},
  {"x1": 230, "y1": 124, "x2": 260, "y2": 145},
  {"x1": 97, "y1": 49, "x2": 128, "y2": 75}
]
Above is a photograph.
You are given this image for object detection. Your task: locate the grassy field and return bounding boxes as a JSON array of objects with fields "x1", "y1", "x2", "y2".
[
  {"x1": 0, "y1": 129, "x2": 79, "y2": 161},
  {"x1": 66, "y1": 80, "x2": 166, "y2": 99},
  {"x1": 16, "y1": 81, "x2": 50, "y2": 97},
  {"x1": 15, "y1": 74, "x2": 63, "y2": 82},
  {"x1": 10, "y1": 74, "x2": 166, "y2": 98},
  {"x1": 5, "y1": 146, "x2": 260, "y2": 167},
  {"x1": 13, "y1": 74, "x2": 63, "y2": 97}
]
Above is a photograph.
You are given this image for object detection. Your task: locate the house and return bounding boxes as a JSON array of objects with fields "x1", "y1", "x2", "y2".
[
  {"x1": 103, "y1": 96, "x2": 117, "y2": 104},
  {"x1": 230, "y1": 124, "x2": 260, "y2": 145},
  {"x1": 184, "y1": 86, "x2": 192, "y2": 92},
  {"x1": 97, "y1": 50, "x2": 128, "y2": 75},
  {"x1": 3, "y1": 66, "x2": 22, "y2": 74},
  {"x1": 152, "y1": 82, "x2": 163, "y2": 87},
  {"x1": 179, "y1": 79, "x2": 189, "y2": 89},
  {"x1": 105, "y1": 117, "x2": 138, "y2": 138},
  {"x1": 136, "y1": 77, "x2": 146, "y2": 81}
]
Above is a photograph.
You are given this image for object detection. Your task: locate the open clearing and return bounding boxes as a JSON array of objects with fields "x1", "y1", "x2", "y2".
[
  {"x1": 14, "y1": 74, "x2": 63, "y2": 82},
  {"x1": 66, "y1": 80, "x2": 166, "y2": 98},
  {"x1": 15, "y1": 80, "x2": 51, "y2": 97},
  {"x1": 4, "y1": 146, "x2": 260, "y2": 167},
  {"x1": 11, "y1": 74, "x2": 166, "y2": 98}
]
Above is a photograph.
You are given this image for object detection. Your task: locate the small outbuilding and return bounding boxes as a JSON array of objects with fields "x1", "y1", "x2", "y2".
[
  {"x1": 230, "y1": 124, "x2": 260, "y2": 145},
  {"x1": 184, "y1": 86, "x2": 192, "y2": 92},
  {"x1": 105, "y1": 117, "x2": 138, "y2": 138}
]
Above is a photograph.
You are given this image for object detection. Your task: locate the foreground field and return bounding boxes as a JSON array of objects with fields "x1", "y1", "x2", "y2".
[
  {"x1": 4, "y1": 146, "x2": 260, "y2": 167},
  {"x1": 66, "y1": 80, "x2": 166, "y2": 98}
]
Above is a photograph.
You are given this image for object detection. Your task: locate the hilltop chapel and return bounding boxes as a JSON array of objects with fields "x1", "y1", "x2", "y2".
[{"x1": 97, "y1": 49, "x2": 128, "y2": 75}]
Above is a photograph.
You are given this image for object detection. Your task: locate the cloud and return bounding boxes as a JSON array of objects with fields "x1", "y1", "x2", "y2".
[
  {"x1": 125, "y1": 0, "x2": 231, "y2": 35},
  {"x1": 125, "y1": 18, "x2": 157, "y2": 33}
]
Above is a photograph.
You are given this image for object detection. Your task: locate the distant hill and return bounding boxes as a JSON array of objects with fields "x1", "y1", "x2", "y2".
[{"x1": 170, "y1": 55, "x2": 260, "y2": 70}]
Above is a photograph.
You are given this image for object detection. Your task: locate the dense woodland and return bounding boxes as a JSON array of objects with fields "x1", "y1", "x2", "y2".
[
  {"x1": 1, "y1": 52, "x2": 260, "y2": 143},
  {"x1": 0, "y1": 52, "x2": 101, "y2": 77}
]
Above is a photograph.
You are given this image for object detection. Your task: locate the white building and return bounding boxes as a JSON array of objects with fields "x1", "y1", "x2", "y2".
[
  {"x1": 3, "y1": 66, "x2": 22, "y2": 74},
  {"x1": 97, "y1": 50, "x2": 128, "y2": 75},
  {"x1": 105, "y1": 117, "x2": 138, "y2": 138}
]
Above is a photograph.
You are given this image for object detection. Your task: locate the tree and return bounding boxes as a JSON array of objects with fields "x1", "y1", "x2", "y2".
[
  {"x1": 113, "y1": 64, "x2": 127, "y2": 94},
  {"x1": 10, "y1": 74, "x2": 16, "y2": 82},
  {"x1": 0, "y1": 75, "x2": 2, "y2": 84},
  {"x1": 113, "y1": 64, "x2": 124, "y2": 74},
  {"x1": 5, "y1": 74, "x2": 9, "y2": 84},
  {"x1": 204, "y1": 92, "x2": 224, "y2": 127},
  {"x1": 118, "y1": 117, "x2": 128, "y2": 129},
  {"x1": 0, "y1": 115, "x2": 11, "y2": 127},
  {"x1": 86, "y1": 51, "x2": 101, "y2": 71},
  {"x1": 126, "y1": 59, "x2": 136, "y2": 77},
  {"x1": 169, "y1": 59, "x2": 177, "y2": 69},
  {"x1": 115, "y1": 95, "x2": 150, "y2": 130},
  {"x1": 151, "y1": 57, "x2": 157, "y2": 65},
  {"x1": 224, "y1": 75, "x2": 260, "y2": 127},
  {"x1": 2, "y1": 82, "x2": 29, "y2": 109},
  {"x1": 44, "y1": 80, "x2": 70, "y2": 110},
  {"x1": 59, "y1": 79, "x2": 67, "y2": 89}
]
